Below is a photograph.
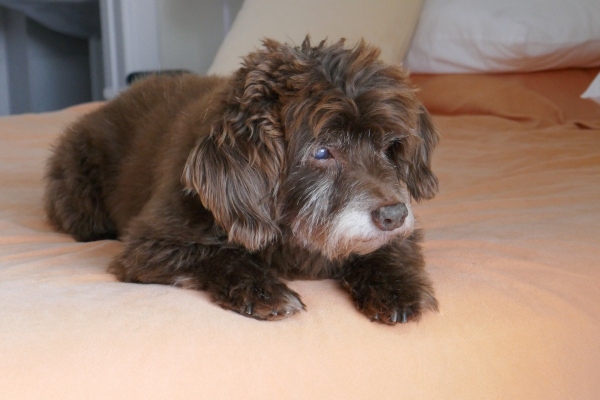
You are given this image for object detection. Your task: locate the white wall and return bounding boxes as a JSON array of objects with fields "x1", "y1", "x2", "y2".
[
  {"x1": 157, "y1": 0, "x2": 243, "y2": 74},
  {"x1": 101, "y1": 0, "x2": 243, "y2": 99}
]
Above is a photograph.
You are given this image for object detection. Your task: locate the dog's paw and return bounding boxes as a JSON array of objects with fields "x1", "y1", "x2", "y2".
[
  {"x1": 214, "y1": 279, "x2": 305, "y2": 321},
  {"x1": 343, "y1": 279, "x2": 438, "y2": 325}
]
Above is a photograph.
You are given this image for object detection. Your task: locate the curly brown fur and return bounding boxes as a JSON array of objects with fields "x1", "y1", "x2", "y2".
[{"x1": 44, "y1": 37, "x2": 439, "y2": 323}]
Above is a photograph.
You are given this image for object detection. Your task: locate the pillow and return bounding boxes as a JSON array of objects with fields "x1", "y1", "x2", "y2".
[
  {"x1": 404, "y1": 0, "x2": 600, "y2": 73},
  {"x1": 582, "y1": 73, "x2": 600, "y2": 105},
  {"x1": 208, "y1": 0, "x2": 424, "y2": 75}
]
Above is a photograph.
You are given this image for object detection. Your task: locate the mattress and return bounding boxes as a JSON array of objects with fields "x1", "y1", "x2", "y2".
[{"x1": 1, "y1": 68, "x2": 599, "y2": 399}]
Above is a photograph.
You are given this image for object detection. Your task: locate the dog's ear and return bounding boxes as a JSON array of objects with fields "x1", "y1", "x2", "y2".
[
  {"x1": 183, "y1": 134, "x2": 282, "y2": 251},
  {"x1": 407, "y1": 106, "x2": 439, "y2": 201},
  {"x1": 182, "y1": 41, "x2": 290, "y2": 251}
]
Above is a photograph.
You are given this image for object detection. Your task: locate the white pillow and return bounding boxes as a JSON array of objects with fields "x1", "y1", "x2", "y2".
[
  {"x1": 405, "y1": 0, "x2": 600, "y2": 73},
  {"x1": 208, "y1": 0, "x2": 424, "y2": 75},
  {"x1": 582, "y1": 73, "x2": 600, "y2": 105}
]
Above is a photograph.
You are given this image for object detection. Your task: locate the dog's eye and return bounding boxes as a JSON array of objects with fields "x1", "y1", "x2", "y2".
[
  {"x1": 385, "y1": 140, "x2": 402, "y2": 160},
  {"x1": 313, "y1": 148, "x2": 332, "y2": 160}
]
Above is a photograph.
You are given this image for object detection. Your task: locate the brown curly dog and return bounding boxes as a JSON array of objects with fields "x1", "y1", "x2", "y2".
[{"x1": 44, "y1": 38, "x2": 439, "y2": 324}]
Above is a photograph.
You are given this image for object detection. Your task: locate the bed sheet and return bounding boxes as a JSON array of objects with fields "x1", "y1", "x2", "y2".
[{"x1": 1, "y1": 68, "x2": 599, "y2": 399}]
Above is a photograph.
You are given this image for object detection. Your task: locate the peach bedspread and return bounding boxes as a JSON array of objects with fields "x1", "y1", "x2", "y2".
[{"x1": 1, "y1": 69, "x2": 599, "y2": 399}]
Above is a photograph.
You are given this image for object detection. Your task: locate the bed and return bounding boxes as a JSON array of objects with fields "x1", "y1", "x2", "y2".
[{"x1": 1, "y1": 1, "x2": 599, "y2": 399}]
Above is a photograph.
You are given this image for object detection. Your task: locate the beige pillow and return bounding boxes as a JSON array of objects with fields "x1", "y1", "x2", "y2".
[{"x1": 208, "y1": 0, "x2": 424, "y2": 75}]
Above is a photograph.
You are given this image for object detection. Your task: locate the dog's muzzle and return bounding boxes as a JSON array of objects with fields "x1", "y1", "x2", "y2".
[{"x1": 371, "y1": 203, "x2": 408, "y2": 231}]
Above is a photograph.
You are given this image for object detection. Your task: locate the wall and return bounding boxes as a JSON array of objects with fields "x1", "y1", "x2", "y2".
[
  {"x1": 0, "y1": 7, "x2": 94, "y2": 116},
  {"x1": 0, "y1": 0, "x2": 243, "y2": 115},
  {"x1": 157, "y1": 0, "x2": 243, "y2": 74},
  {"x1": 101, "y1": 0, "x2": 243, "y2": 99},
  {"x1": 0, "y1": 8, "x2": 9, "y2": 116}
]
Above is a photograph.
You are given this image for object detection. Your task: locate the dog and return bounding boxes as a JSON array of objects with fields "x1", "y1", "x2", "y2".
[{"x1": 44, "y1": 38, "x2": 439, "y2": 324}]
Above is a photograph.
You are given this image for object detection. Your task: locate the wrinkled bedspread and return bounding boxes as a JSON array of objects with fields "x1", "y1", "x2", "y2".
[{"x1": 1, "y1": 68, "x2": 599, "y2": 399}]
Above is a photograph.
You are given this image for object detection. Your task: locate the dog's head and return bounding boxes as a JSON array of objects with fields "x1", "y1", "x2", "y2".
[{"x1": 183, "y1": 38, "x2": 438, "y2": 258}]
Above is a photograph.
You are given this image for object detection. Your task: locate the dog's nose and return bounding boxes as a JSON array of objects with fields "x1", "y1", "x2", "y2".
[{"x1": 371, "y1": 203, "x2": 408, "y2": 231}]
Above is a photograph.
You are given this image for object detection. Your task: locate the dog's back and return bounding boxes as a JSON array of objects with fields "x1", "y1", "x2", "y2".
[{"x1": 44, "y1": 74, "x2": 224, "y2": 241}]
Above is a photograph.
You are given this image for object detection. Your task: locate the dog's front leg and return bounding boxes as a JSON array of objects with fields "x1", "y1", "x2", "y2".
[
  {"x1": 340, "y1": 233, "x2": 438, "y2": 324},
  {"x1": 196, "y1": 248, "x2": 306, "y2": 320},
  {"x1": 109, "y1": 236, "x2": 305, "y2": 321}
]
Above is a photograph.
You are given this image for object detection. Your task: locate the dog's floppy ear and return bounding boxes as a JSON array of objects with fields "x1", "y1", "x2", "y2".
[
  {"x1": 182, "y1": 41, "x2": 289, "y2": 251},
  {"x1": 407, "y1": 106, "x2": 439, "y2": 201}
]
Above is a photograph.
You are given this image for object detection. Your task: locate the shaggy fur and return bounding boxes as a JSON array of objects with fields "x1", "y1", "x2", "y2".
[{"x1": 44, "y1": 38, "x2": 439, "y2": 324}]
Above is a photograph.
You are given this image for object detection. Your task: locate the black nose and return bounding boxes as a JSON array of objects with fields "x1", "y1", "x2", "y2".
[{"x1": 371, "y1": 203, "x2": 408, "y2": 231}]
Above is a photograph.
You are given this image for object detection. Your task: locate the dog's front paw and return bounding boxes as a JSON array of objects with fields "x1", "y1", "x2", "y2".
[
  {"x1": 343, "y1": 278, "x2": 438, "y2": 325},
  {"x1": 213, "y1": 278, "x2": 305, "y2": 321}
]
